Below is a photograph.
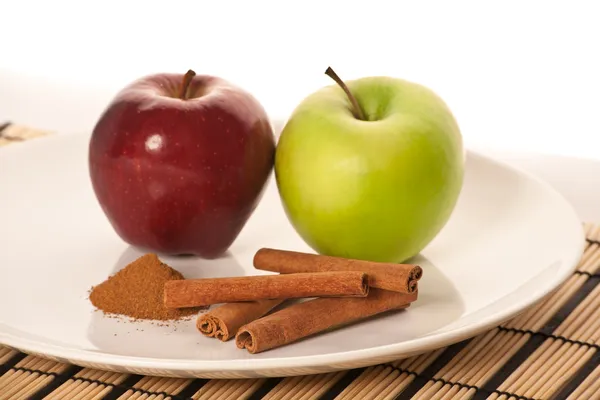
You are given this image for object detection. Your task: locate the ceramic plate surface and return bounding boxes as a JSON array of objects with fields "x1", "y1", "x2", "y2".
[{"x1": 0, "y1": 131, "x2": 584, "y2": 378}]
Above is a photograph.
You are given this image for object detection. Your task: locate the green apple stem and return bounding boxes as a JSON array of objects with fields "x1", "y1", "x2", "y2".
[
  {"x1": 179, "y1": 69, "x2": 197, "y2": 100},
  {"x1": 325, "y1": 67, "x2": 366, "y2": 121}
]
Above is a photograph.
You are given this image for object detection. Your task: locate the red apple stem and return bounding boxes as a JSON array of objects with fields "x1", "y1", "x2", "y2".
[
  {"x1": 325, "y1": 67, "x2": 366, "y2": 121},
  {"x1": 179, "y1": 69, "x2": 197, "y2": 100}
]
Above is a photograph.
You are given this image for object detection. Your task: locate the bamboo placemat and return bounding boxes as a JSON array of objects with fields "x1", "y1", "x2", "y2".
[{"x1": 1, "y1": 122, "x2": 599, "y2": 399}]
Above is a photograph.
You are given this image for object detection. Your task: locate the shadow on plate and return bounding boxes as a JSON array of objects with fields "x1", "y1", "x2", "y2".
[{"x1": 400, "y1": 253, "x2": 466, "y2": 335}]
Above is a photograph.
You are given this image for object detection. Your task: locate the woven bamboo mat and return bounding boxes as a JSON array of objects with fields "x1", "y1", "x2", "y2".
[{"x1": 1, "y1": 122, "x2": 599, "y2": 399}]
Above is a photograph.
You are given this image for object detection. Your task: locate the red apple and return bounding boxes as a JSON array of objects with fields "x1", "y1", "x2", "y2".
[{"x1": 88, "y1": 70, "x2": 276, "y2": 258}]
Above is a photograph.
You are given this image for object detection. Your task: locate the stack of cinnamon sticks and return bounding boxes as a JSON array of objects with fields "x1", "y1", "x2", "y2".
[{"x1": 163, "y1": 248, "x2": 423, "y2": 354}]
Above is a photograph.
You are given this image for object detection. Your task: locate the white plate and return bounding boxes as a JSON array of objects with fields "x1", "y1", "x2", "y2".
[{"x1": 0, "y1": 131, "x2": 584, "y2": 379}]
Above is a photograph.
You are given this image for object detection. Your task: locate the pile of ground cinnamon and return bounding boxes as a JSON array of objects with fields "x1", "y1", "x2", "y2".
[{"x1": 89, "y1": 253, "x2": 201, "y2": 321}]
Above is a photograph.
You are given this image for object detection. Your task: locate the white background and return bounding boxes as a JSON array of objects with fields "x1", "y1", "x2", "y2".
[{"x1": 1, "y1": 0, "x2": 599, "y2": 157}]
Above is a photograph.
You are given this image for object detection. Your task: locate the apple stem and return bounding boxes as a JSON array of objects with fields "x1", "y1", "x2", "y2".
[
  {"x1": 325, "y1": 67, "x2": 366, "y2": 121},
  {"x1": 179, "y1": 69, "x2": 197, "y2": 100}
]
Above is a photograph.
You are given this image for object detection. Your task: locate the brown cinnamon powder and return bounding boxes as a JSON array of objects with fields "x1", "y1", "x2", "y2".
[{"x1": 89, "y1": 253, "x2": 201, "y2": 321}]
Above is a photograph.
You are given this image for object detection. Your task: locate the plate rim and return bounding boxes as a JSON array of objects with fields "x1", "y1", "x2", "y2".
[{"x1": 0, "y1": 132, "x2": 586, "y2": 377}]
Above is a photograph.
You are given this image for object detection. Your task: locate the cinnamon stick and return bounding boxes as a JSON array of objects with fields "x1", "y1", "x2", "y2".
[
  {"x1": 197, "y1": 299, "x2": 284, "y2": 341},
  {"x1": 253, "y1": 248, "x2": 423, "y2": 293},
  {"x1": 235, "y1": 288, "x2": 417, "y2": 354},
  {"x1": 164, "y1": 271, "x2": 369, "y2": 309}
]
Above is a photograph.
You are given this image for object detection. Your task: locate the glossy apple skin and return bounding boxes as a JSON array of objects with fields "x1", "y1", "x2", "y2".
[
  {"x1": 89, "y1": 73, "x2": 275, "y2": 258},
  {"x1": 275, "y1": 76, "x2": 464, "y2": 263}
]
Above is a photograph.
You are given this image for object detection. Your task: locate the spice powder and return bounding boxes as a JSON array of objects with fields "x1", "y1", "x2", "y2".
[{"x1": 89, "y1": 253, "x2": 201, "y2": 321}]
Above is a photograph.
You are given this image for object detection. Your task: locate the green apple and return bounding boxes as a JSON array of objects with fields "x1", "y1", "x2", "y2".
[{"x1": 274, "y1": 68, "x2": 464, "y2": 263}]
